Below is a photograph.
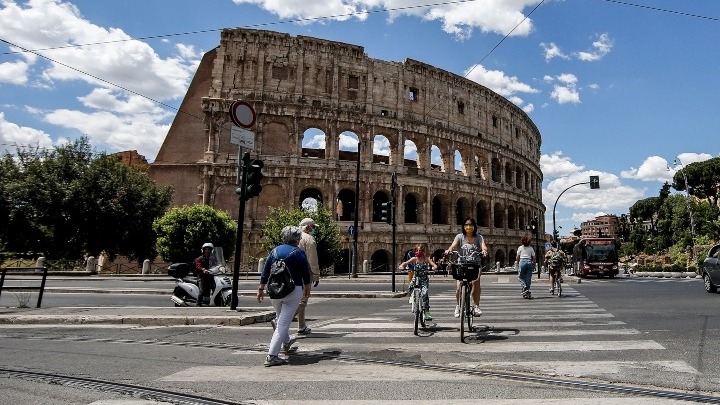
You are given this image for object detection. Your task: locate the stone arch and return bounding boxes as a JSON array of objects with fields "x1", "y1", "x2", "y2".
[
  {"x1": 507, "y1": 205, "x2": 516, "y2": 229},
  {"x1": 524, "y1": 170, "x2": 530, "y2": 191},
  {"x1": 494, "y1": 202, "x2": 505, "y2": 228},
  {"x1": 504, "y1": 162, "x2": 513, "y2": 186},
  {"x1": 301, "y1": 127, "x2": 326, "y2": 159},
  {"x1": 515, "y1": 166, "x2": 522, "y2": 188},
  {"x1": 404, "y1": 192, "x2": 421, "y2": 224},
  {"x1": 430, "y1": 144, "x2": 443, "y2": 172},
  {"x1": 299, "y1": 188, "x2": 323, "y2": 209},
  {"x1": 372, "y1": 190, "x2": 391, "y2": 222},
  {"x1": 454, "y1": 150, "x2": 465, "y2": 175},
  {"x1": 455, "y1": 197, "x2": 471, "y2": 226},
  {"x1": 431, "y1": 195, "x2": 449, "y2": 225},
  {"x1": 491, "y1": 157, "x2": 501, "y2": 182},
  {"x1": 370, "y1": 249, "x2": 390, "y2": 272},
  {"x1": 494, "y1": 249, "x2": 507, "y2": 267},
  {"x1": 475, "y1": 154, "x2": 488, "y2": 181},
  {"x1": 263, "y1": 121, "x2": 293, "y2": 156},
  {"x1": 508, "y1": 249, "x2": 516, "y2": 266},
  {"x1": 403, "y1": 139, "x2": 418, "y2": 168},
  {"x1": 337, "y1": 188, "x2": 356, "y2": 221},
  {"x1": 476, "y1": 200, "x2": 489, "y2": 228},
  {"x1": 338, "y1": 130, "x2": 359, "y2": 162},
  {"x1": 372, "y1": 134, "x2": 391, "y2": 164},
  {"x1": 518, "y1": 209, "x2": 526, "y2": 230}
]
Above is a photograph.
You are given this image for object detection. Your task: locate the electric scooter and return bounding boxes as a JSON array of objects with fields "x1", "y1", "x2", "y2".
[{"x1": 168, "y1": 247, "x2": 233, "y2": 307}]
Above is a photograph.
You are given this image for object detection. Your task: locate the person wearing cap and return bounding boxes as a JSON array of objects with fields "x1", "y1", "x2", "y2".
[
  {"x1": 257, "y1": 226, "x2": 311, "y2": 367},
  {"x1": 294, "y1": 217, "x2": 320, "y2": 334},
  {"x1": 194, "y1": 242, "x2": 217, "y2": 305}
]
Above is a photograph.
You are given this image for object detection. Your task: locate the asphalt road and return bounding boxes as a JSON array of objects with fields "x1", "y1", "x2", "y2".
[{"x1": 0, "y1": 275, "x2": 718, "y2": 404}]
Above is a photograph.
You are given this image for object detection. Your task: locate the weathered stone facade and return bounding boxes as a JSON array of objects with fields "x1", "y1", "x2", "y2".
[{"x1": 150, "y1": 28, "x2": 545, "y2": 273}]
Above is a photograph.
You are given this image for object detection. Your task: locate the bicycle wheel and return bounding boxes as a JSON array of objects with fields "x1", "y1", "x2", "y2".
[
  {"x1": 413, "y1": 289, "x2": 422, "y2": 335},
  {"x1": 459, "y1": 283, "x2": 467, "y2": 342},
  {"x1": 464, "y1": 284, "x2": 473, "y2": 334}
]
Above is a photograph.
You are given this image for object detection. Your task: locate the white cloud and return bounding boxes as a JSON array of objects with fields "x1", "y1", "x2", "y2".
[
  {"x1": 540, "y1": 42, "x2": 569, "y2": 62},
  {"x1": 622, "y1": 153, "x2": 715, "y2": 182},
  {"x1": 0, "y1": 0, "x2": 204, "y2": 160},
  {"x1": 373, "y1": 135, "x2": 390, "y2": 156},
  {"x1": 540, "y1": 152, "x2": 584, "y2": 178},
  {"x1": 575, "y1": 33, "x2": 613, "y2": 62},
  {"x1": 0, "y1": 112, "x2": 54, "y2": 153},
  {"x1": 548, "y1": 73, "x2": 580, "y2": 104},
  {"x1": 404, "y1": 139, "x2": 417, "y2": 159},
  {"x1": 464, "y1": 64, "x2": 538, "y2": 110},
  {"x1": 339, "y1": 131, "x2": 359, "y2": 151},
  {"x1": 232, "y1": 0, "x2": 540, "y2": 40},
  {"x1": 543, "y1": 170, "x2": 644, "y2": 212},
  {"x1": 0, "y1": 59, "x2": 30, "y2": 85}
]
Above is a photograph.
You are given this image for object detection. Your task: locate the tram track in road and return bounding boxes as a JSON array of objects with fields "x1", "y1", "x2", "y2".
[{"x1": 2, "y1": 333, "x2": 720, "y2": 403}]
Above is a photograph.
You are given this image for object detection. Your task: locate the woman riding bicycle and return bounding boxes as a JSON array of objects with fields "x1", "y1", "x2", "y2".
[
  {"x1": 445, "y1": 218, "x2": 487, "y2": 318},
  {"x1": 398, "y1": 244, "x2": 437, "y2": 321}
]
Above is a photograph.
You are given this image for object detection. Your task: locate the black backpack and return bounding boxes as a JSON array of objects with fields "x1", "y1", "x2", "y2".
[{"x1": 266, "y1": 249, "x2": 297, "y2": 299}]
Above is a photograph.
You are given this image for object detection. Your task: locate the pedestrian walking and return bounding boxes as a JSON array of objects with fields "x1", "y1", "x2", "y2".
[
  {"x1": 257, "y1": 226, "x2": 311, "y2": 367},
  {"x1": 516, "y1": 236, "x2": 536, "y2": 299}
]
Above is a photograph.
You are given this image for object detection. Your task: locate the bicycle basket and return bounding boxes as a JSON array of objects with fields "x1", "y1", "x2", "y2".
[{"x1": 451, "y1": 262, "x2": 480, "y2": 280}]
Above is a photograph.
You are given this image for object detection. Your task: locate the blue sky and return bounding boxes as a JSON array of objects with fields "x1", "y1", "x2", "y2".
[{"x1": 1, "y1": 0, "x2": 718, "y2": 236}]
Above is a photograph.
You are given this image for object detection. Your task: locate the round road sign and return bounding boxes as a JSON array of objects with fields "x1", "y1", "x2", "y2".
[{"x1": 229, "y1": 100, "x2": 256, "y2": 129}]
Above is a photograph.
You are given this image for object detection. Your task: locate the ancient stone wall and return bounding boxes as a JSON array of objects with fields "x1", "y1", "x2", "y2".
[{"x1": 151, "y1": 28, "x2": 546, "y2": 273}]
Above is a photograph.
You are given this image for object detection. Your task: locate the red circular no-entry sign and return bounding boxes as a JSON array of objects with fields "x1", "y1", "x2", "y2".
[{"x1": 229, "y1": 100, "x2": 256, "y2": 129}]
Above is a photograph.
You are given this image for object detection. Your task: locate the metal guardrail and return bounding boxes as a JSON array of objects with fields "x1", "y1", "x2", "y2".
[{"x1": 0, "y1": 267, "x2": 48, "y2": 308}]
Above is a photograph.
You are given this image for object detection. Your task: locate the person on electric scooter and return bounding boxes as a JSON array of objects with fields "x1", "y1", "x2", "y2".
[{"x1": 194, "y1": 242, "x2": 217, "y2": 305}]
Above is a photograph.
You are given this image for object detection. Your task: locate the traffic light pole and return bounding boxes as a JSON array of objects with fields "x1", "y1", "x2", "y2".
[
  {"x1": 231, "y1": 152, "x2": 250, "y2": 310},
  {"x1": 390, "y1": 172, "x2": 397, "y2": 293}
]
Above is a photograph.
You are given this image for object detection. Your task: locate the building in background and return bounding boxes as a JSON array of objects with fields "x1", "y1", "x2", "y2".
[{"x1": 150, "y1": 29, "x2": 545, "y2": 272}]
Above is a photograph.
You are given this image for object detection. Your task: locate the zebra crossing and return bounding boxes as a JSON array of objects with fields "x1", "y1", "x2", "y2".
[
  {"x1": 153, "y1": 282, "x2": 708, "y2": 403},
  {"x1": 294, "y1": 283, "x2": 697, "y2": 378}
]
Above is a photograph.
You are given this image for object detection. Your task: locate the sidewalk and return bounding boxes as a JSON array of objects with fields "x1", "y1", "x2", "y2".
[{"x1": 0, "y1": 270, "x2": 561, "y2": 326}]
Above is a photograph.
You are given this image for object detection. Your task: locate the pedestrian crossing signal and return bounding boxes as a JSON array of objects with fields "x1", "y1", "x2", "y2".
[
  {"x1": 380, "y1": 201, "x2": 392, "y2": 224},
  {"x1": 590, "y1": 175, "x2": 600, "y2": 189}
]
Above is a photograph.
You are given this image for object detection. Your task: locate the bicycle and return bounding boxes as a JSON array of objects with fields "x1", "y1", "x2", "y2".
[
  {"x1": 446, "y1": 251, "x2": 482, "y2": 342},
  {"x1": 550, "y1": 267, "x2": 563, "y2": 297},
  {"x1": 402, "y1": 263, "x2": 430, "y2": 335}
]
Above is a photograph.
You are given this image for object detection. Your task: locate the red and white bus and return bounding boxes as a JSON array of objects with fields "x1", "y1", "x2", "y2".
[{"x1": 571, "y1": 237, "x2": 619, "y2": 278}]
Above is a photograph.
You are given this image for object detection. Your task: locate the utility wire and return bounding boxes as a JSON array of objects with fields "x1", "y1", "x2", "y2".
[{"x1": 0, "y1": 0, "x2": 480, "y2": 56}]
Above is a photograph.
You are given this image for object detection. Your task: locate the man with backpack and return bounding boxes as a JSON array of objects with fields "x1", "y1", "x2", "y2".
[
  {"x1": 257, "y1": 226, "x2": 311, "y2": 367},
  {"x1": 544, "y1": 241, "x2": 566, "y2": 295}
]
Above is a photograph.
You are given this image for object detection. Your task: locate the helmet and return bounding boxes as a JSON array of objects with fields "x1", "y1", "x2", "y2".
[{"x1": 201, "y1": 242, "x2": 214, "y2": 252}]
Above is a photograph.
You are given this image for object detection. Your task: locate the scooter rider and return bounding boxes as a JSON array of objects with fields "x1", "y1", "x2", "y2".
[{"x1": 194, "y1": 242, "x2": 217, "y2": 305}]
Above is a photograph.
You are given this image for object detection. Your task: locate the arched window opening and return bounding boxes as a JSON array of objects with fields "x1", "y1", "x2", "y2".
[
  {"x1": 302, "y1": 128, "x2": 326, "y2": 159},
  {"x1": 404, "y1": 194, "x2": 418, "y2": 224},
  {"x1": 336, "y1": 189, "x2": 355, "y2": 221},
  {"x1": 491, "y1": 158, "x2": 501, "y2": 182},
  {"x1": 494, "y1": 203, "x2": 505, "y2": 228},
  {"x1": 299, "y1": 188, "x2": 323, "y2": 209},
  {"x1": 372, "y1": 134, "x2": 391, "y2": 164},
  {"x1": 338, "y1": 131, "x2": 359, "y2": 162},
  {"x1": 431, "y1": 196, "x2": 444, "y2": 224},
  {"x1": 430, "y1": 145, "x2": 443, "y2": 172},
  {"x1": 404, "y1": 140, "x2": 419, "y2": 168},
  {"x1": 476, "y1": 200, "x2": 489, "y2": 227},
  {"x1": 370, "y1": 250, "x2": 390, "y2": 272}
]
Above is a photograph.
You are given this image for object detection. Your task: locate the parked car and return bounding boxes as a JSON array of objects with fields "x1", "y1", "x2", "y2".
[{"x1": 701, "y1": 244, "x2": 720, "y2": 293}]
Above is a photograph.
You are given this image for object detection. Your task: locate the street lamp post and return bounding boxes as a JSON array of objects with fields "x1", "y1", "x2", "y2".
[
  {"x1": 673, "y1": 158, "x2": 697, "y2": 271},
  {"x1": 552, "y1": 176, "x2": 600, "y2": 242}
]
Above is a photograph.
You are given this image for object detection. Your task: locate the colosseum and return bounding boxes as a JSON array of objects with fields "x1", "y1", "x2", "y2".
[{"x1": 150, "y1": 28, "x2": 546, "y2": 274}]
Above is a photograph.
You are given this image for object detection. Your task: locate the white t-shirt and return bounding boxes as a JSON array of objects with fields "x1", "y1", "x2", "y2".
[{"x1": 517, "y1": 245, "x2": 535, "y2": 261}]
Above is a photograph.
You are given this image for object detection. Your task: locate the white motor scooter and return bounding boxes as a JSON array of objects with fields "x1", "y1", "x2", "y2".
[{"x1": 168, "y1": 247, "x2": 233, "y2": 307}]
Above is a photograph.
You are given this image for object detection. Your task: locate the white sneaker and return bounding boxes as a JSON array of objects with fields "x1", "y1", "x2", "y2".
[
  {"x1": 454, "y1": 305, "x2": 460, "y2": 318},
  {"x1": 472, "y1": 306, "x2": 483, "y2": 317}
]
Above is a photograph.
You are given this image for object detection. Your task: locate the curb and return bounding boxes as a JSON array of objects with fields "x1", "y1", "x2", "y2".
[{"x1": 0, "y1": 309, "x2": 276, "y2": 326}]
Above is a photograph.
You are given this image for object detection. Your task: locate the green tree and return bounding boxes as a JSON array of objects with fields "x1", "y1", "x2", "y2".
[
  {"x1": 1, "y1": 138, "x2": 172, "y2": 262},
  {"x1": 629, "y1": 197, "x2": 661, "y2": 230},
  {"x1": 153, "y1": 204, "x2": 237, "y2": 263},
  {"x1": 673, "y1": 157, "x2": 720, "y2": 205},
  {"x1": 261, "y1": 205, "x2": 342, "y2": 272}
]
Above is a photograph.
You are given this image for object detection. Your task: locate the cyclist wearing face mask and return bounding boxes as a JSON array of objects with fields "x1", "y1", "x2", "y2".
[
  {"x1": 398, "y1": 244, "x2": 438, "y2": 321},
  {"x1": 445, "y1": 217, "x2": 488, "y2": 318}
]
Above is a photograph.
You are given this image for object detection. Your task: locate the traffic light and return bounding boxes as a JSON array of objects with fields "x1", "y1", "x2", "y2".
[
  {"x1": 590, "y1": 175, "x2": 600, "y2": 189},
  {"x1": 529, "y1": 217, "x2": 538, "y2": 236},
  {"x1": 244, "y1": 159, "x2": 264, "y2": 200},
  {"x1": 380, "y1": 201, "x2": 392, "y2": 224}
]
